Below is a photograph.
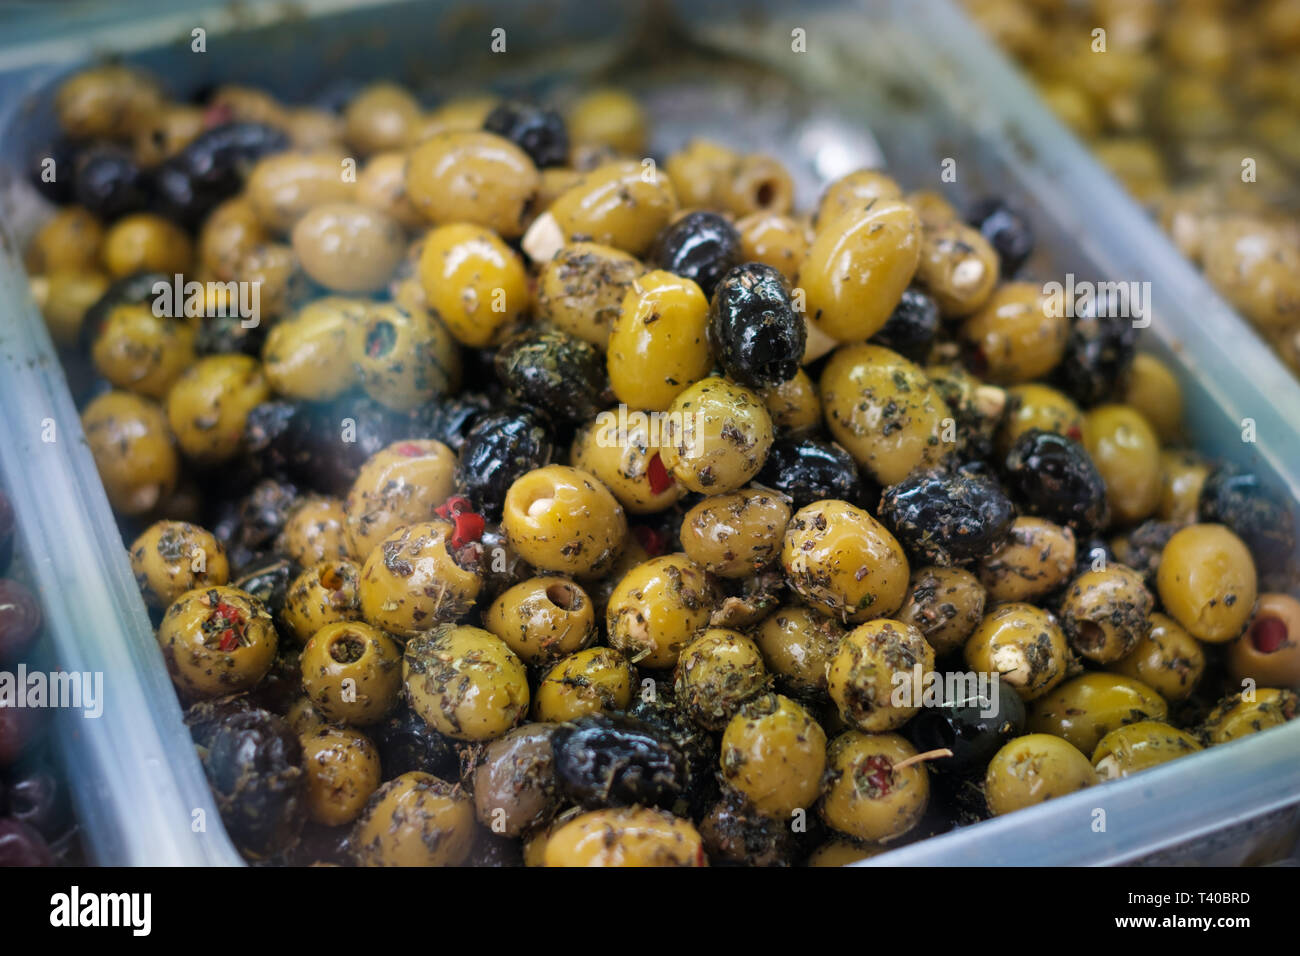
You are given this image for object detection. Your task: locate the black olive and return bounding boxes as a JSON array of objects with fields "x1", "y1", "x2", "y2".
[
  {"x1": 755, "y1": 436, "x2": 872, "y2": 511},
  {"x1": 494, "y1": 327, "x2": 608, "y2": 425},
  {"x1": 282, "y1": 821, "x2": 352, "y2": 866},
  {"x1": 699, "y1": 789, "x2": 802, "y2": 866},
  {"x1": 869, "y1": 287, "x2": 940, "y2": 363},
  {"x1": 77, "y1": 270, "x2": 172, "y2": 355},
  {"x1": 72, "y1": 144, "x2": 152, "y2": 221},
  {"x1": 279, "y1": 396, "x2": 415, "y2": 497},
  {"x1": 0, "y1": 819, "x2": 54, "y2": 867},
  {"x1": 411, "y1": 392, "x2": 492, "y2": 453},
  {"x1": 185, "y1": 695, "x2": 258, "y2": 747},
  {"x1": 650, "y1": 210, "x2": 741, "y2": 298},
  {"x1": 1198, "y1": 464, "x2": 1296, "y2": 574},
  {"x1": 195, "y1": 707, "x2": 305, "y2": 859},
  {"x1": 232, "y1": 400, "x2": 304, "y2": 487},
  {"x1": 0, "y1": 487, "x2": 13, "y2": 574},
  {"x1": 553, "y1": 713, "x2": 689, "y2": 811},
  {"x1": 28, "y1": 138, "x2": 82, "y2": 204},
  {"x1": 1003, "y1": 429, "x2": 1110, "y2": 534},
  {"x1": 625, "y1": 685, "x2": 718, "y2": 819},
  {"x1": 1113, "y1": 519, "x2": 1177, "y2": 587},
  {"x1": 878, "y1": 471, "x2": 1016, "y2": 566},
  {"x1": 153, "y1": 122, "x2": 289, "y2": 228},
  {"x1": 482, "y1": 100, "x2": 569, "y2": 168},
  {"x1": 1051, "y1": 312, "x2": 1138, "y2": 408},
  {"x1": 905, "y1": 678, "x2": 1026, "y2": 776},
  {"x1": 370, "y1": 705, "x2": 460, "y2": 780},
  {"x1": 235, "y1": 480, "x2": 299, "y2": 552},
  {"x1": 468, "y1": 831, "x2": 525, "y2": 867},
  {"x1": 7, "y1": 765, "x2": 71, "y2": 841},
  {"x1": 966, "y1": 196, "x2": 1034, "y2": 277},
  {"x1": 231, "y1": 554, "x2": 299, "y2": 622},
  {"x1": 707, "y1": 262, "x2": 804, "y2": 389},
  {"x1": 455, "y1": 407, "x2": 554, "y2": 521}
]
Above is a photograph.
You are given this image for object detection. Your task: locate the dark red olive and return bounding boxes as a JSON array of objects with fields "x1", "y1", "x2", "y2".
[
  {"x1": 0, "y1": 819, "x2": 55, "y2": 867},
  {"x1": 0, "y1": 579, "x2": 44, "y2": 664},
  {"x1": 0, "y1": 704, "x2": 46, "y2": 768},
  {"x1": 8, "y1": 765, "x2": 71, "y2": 841}
]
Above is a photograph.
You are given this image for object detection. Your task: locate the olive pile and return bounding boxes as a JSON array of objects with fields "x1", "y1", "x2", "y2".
[
  {"x1": 0, "y1": 487, "x2": 85, "y2": 867},
  {"x1": 24, "y1": 65, "x2": 1300, "y2": 866},
  {"x1": 963, "y1": 0, "x2": 1300, "y2": 377}
]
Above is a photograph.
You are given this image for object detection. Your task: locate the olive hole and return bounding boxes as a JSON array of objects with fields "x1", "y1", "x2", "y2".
[
  {"x1": 330, "y1": 634, "x2": 365, "y2": 663},
  {"x1": 1077, "y1": 621, "x2": 1105, "y2": 651},
  {"x1": 754, "y1": 180, "x2": 777, "y2": 208},
  {"x1": 546, "y1": 582, "x2": 579, "y2": 610},
  {"x1": 319, "y1": 565, "x2": 344, "y2": 591},
  {"x1": 365, "y1": 320, "x2": 397, "y2": 358}
]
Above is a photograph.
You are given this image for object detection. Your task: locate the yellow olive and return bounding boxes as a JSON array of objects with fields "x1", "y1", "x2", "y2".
[
  {"x1": 1202, "y1": 688, "x2": 1298, "y2": 744},
  {"x1": 262, "y1": 296, "x2": 365, "y2": 401},
  {"x1": 1109, "y1": 612, "x2": 1206, "y2": 702},
  {"x1": 129, "y1": 520, "x2": 229, "y2": 609},
  {"x1": 658, "y1": 377, "x2": 774, "y2": 494},
  {"x1": 916, "y1": 220, "x2": 1000, "y2": 317},
  {"x1": 1028, "y1": 673, "x2": 1168, "y2": 754},
  {"x1": 828, "y1": 619, "x2": 935, "y2": 732},
  {"x1": 81, "y1": 390, "x2": 178, "y2": 515},
  {"x1": 977, "y1": 517, "x2": 1076, "y2": 603},
  {"x1": 753, "y1": 604, "x2": 845, "y2": 698},
  {"x1": 246, "y1": 149, "x2": 357, "y2": 233},
  {"x1": 33, "y1": 268, "x2": 109, "y2": 348},
  {"x1": 502, "y1": 465, "x2": 627, "y2": 579},
  {"x1": 1227, "y1": 593, "x2": 1300, "y2": 689},
  {"x1": 165, "y1": 354, "x2": 270, "y2": 464},
  {"x1": 533, "y1": 647, "x2": 636, "y2": 722},
  {"x1": 799, "y1": 200, "x2": 921, "y2": 342},
  {"x1": 157, "y1": 586, "x2": 277, "y2": 699},
  {"x1": 674, "y1": 628, "x2": 771, "y2": 730},
  {"x1": 716, "y1": 154, "x2": 795, "y2": 217},
  {"x1": 282, "y1": 560, "x2": 364, "y2": 645},
  {"x1": 761, "y1": 368, "x2": 822, "y2": 434},
  {"x1": 55, "y1": 65, "x2": 161, "y2": 140},
  {"x1": 352, "y1": 772, "x2": 475, "y2": 867},
  {"x1": 537, "y1": 242, "x2": 645, "y2": 348},
  {"x1": 348, "y1": 302, "x2": 460, "y2": 410},
  {"x1": 566, "y1": 88, "x2": 648, "y2": 156},
  {"x1": 484, "y1": 576, "x2": 597, "y2": 666},
  {"x1": 547, "y1": 160, "x2": 678, "y2": 256},
  {"x1": 355, "y1": 151, "x2": 425, "y2": 229},
  {"x1": 300, "y1": 726, "x2": 382, "y2": 826},
  {"x1": 720, "y1": 693, "x2": 827, "y2": 817},
  {"x1": 820, "y1": 732, "x2": 929, "y2": 842},
  {"x1": 101, "y1": 214, "x2": 193, "y2": 278},
  {"x1": 291, "y1": 202, "x2": 406, "y2": 293},
  {"x1": 964, "y1": 603, "x2": 1069, "y2": 702},
  {"x1": 1122, "y1": 352, "x2": 1183, "y2": 443},
  {"x1": 570, "y1": 408, "x2": 686, "y2": 514},
  {"x1": 92, "y1": 303, "x2": 196, "y2": 400},
  {"x1": 735, "y1": 212, "x2": 809, "y2": 283},
  {"x1": 418, "y1": 222, "x2": 528, "y2": 347},
  {"x1": 896, "y1": 565, "x2": 987, "y2": 656},
  {"x1": 996, "y1": 383, "x2": 1083, "y2": 455},
  {"x1": 806, "y1": 838, "x2": 886, "y2": 866},
  {"x1": 198, "y1": 197, "x2": 267, "y2": 281},
  {"x1": 819, "y1": 344, "x2": 951, "y2": 486},
  {"x1": 984, "y1": 734, "x2": 1096, "y2": 816},
  {"x1": 359, "y1": 521, "x2": 482, "y2": 638},
  {"x1": 1156, "y1": 523, "x2": 1257, "y2": 643},
  {"x1": 1158, "y1": 450, "x2": 1210, "y2": 525},
  {"x1": 815, "y1": 169, "x2": 903, "y2": 226},
  {"x1": 404, "y1": 624, "x2": 529, "y2": 741},
  {"x1": 343, "y1": 82, "x2": 421, "y2": 154},
  {"x1": 25, "y1": 206, "x2": 104, "y2": 274},
  {"x1": 680, "y1": 489, "x2": 791, "y2": 578},
  {"x1": 1059, "y1": 565, "x2": 1154, "y2": 663},
  {"x1": 301, "y1": 620, "x2": 403, "y2": 725},
  {"x1": 665, "y1": 139, "x2": 738, "y2": 207},
  {"x1": 1091, "y1": 721, "x2": 1202, "y2": 781},
  {"x1": 606, "y1": 271, "x2": 712, "y2": 411},
  {"x1": 406, "y1": 131, "x2": 539, "y2": 238},
  {"x1": 782, "y1": 499, "x2": 910, "y2": 624},
  {"x1": 960, "y1": 282, "x2": 1066, "y2": 384},
  {"x1": 543, "y1": 807, "x2": 705, "y2": 867},
  {"x1": 606, "y1": 553, "x2": 718, "y2": 668},
  {"x1": 1083, "y1": 404, "x2": 1162, "y2": 526}
]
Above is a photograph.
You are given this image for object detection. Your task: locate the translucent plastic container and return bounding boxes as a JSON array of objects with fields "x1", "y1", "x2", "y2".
[{"x1": 0, "y1": 0, "x2": 1296, "y2": 867}]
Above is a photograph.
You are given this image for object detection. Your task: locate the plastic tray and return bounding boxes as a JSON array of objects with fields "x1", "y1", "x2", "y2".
[{"x1": 0, "y1": 0, "x2": 1297, "y2": 867}]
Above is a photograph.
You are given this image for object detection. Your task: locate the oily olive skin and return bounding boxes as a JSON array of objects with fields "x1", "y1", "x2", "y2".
[
  {"x1": 1198, "y1": 465, "x2": 1296, "y2": 573},
  {"x1": 1059, "y1": 565, "x2": 1154, "y2": 663},
  {"x1": 502, "y1": 464, "x2": 628, "y2": 578},
  {"x1": 1156, "y1": 523, "x2": 1258, "y2": 643},
  {"x1": 966, "y1": 196, "x2": 1034, "y2": 277},
  {"x1": 300, "y1": 620, "x2": 402, "y2": 726},
  {"x1": 1091, "y1": 721, "x2": 1202, "y2": 781},
  {"x1": 827, "y1": 618, "x2": 936, "y2": 732},
  {"x1": 553, "y1": 713, "x2": 689, "y2": 811},
  {"x1": 494, "y1": 327, "x2": 609, "y2": 425},
  {"x1": 984, "y1": 734, "x2": 1095, "y2": 816},
  {"x1": 752, "y1": 605, "x2": 845, "y2": 698},
  {"x1": 719, "y1": 692, "x2": 827, "y2": 817},
  {"x1": 352, "y1": 771, "x2": 475, "y2": 867},
  {"x1": 1109, "y1": 611, "x2": 1206, "y2": 701},
  {"x1": 472, "y1": 722, "x2": 563, "y2": 837},
  {"x1": 483, "y1": 100, "x2": 569, "y2": 168},
  {"x1": 680, "y1": 489, "x2": 791, "y2": 578},
  {"x1": 1003, "y1": 430, "x2": 1110, "y2": 534},
  {"x1": 906, "y1": 679, "x2": 1027, "y2": 776},
  {"x1": 1051, "y1": 308, "x2": 1139, "y2": 408},
  {"x1": 1028, "y1": 673, "x2": 1169, "y2": 755},
  {"x1": 964, "y1": 602, "x2": 1069, "y2": 702},
  {"x1": 606, "y1": 270, "x2": 712, "y2": 411},
  {"x1": 536, "y1": 242, "x2": 644, "y2": 348},
  {"x1": 869, "y1": 287, "x2": 941, "y2": 362},
  {"x1": 877, "y1": 471, "x2": 1015, "y2": 567},
  {"x1": 755, "y1": 437, "x2": 870, "y2": 511},
  {"x1": 299, "y1": 725, "x2": 382, "y2": 826},
  {"x1": 699, "y1": 789, "x2": 803, "y2": 866},
  {"x1": 158, "y1": 586, "x2": 278, "y2": 699},
  {"x1": 82, "y1": 390, "x2": 179, "y2": 515},
  {"x1": 533, "y1": 647, "x2": 636, "y2": 722},
  {"x1": 706, "y1": 262, "x2": 805, "y2": 389},
  {"x1": 419, "y1": 223, "x2": 529, "y2": 347},
  {"x1": 404, "y1": 625, "x2": 529, "y2": 741},
  {"x1": 606, "y1": 553, "x2": 717, "y2": 668},
  {"x1": 1227, "y1": 593, "x2": 1300, "y2": 689},
  {"x1": 650, "y1": 211, "x2": 741, "y2": 298},
  {"x1": 542, "y1": 806, "x2": 705, "y2": 867},
  {"x1": 896, "y1": 565, "x2": 987, "y2": 655},
  {"x1": 659, "y1": 377, "x2": 774, "y2": 495},
  {"x1": 1202, "y1": 689, "x2": 1298, "y2": 744},
  {"x1": 129, "y1": 520, "x2": 230, "y2": 608},
  {"x1": 484, "y1": 576, "x2": 596, "y2": 665},
  {"x1": 819, "y1": 731, "x2": 929, "y2": 843},
  {"x1": 674, "y1": 628, "x2": 771, "y2": 731}
]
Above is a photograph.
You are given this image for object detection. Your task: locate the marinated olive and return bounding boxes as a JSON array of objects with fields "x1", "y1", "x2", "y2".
[
  {"x1": 964, "y1": 602, "x2": 1069, "y2": 702},
  {"x1": 707, "y1": 262, "x2": 804, "y2": 389},
  {"x1": 1227, "y1": 593, "x2": 1300, "y2": 689},
  {"x1": 896, "y1": 565, "x2": 987, "y2": 656},
  {"x1": 153, "y1": 122, "x2": 290, "y2": 228},
  {"x1": 680, "y1": 489, "x2": 791, "y2": 578},
  {"x1": 761, "y1": 368, "x2": 823, "y2": 435},
  {"x1": 300, "y1": 620, "x2": 401, "y2": 726},
  {"x1": 1003, "y1": 430, "x2": 1110, "y2": 534},
  {"x1": 1028, "y1": 673, "x2": 1168, "y2": 755},
  {"x1": 542, "y1": 806, "x2": 704, "y2": 867},
  {"x1": 754, "y1": 437, "x2": 869, "y2": 511},
  {"x1": 418, "y1": 223, "x2": 529, "y2": 347},
  {"x1": 1159, "y1": 450, "x2": 1210, "y2": 526},
  {"x1": 984, "y1": 734, "x2": 1095, "y2": 816},
  {"x1": 472, "y1": 722, "x2": 563, "y2": 837},
  {"x1": 129, "y1": 520, "x2": 230, "y2": 608},
  {"x1": 570, "y1": 407, "x2": 686, "y2": 515},
  {"x1": 484, "y1": 576, "x2": 596, "y2": 665},
  {"x1": 906, "y1": 677, "x2": 1027, "y2": 776},
  {"x1": 753, "y1": 605, "x2": 845, "y2": 699},
  {"x1": 1201, "y1": 688, "x2": 1298, "y2": 744},
  {"x1": 966, "y1": 196, "x2": 1034, "y2": 277},
  {"x1": 1156, "y1": 523, "x2": 1257, "y2": 643},
  {"x1": 494, "y1": 327, "x2": 608, "y2": 425},
  {"x1": 455, "y1": 408, "x2": 554, "y2": 521},
  {"x1": 344, "y1": 439, "x2": 457, "y2": 559},
  {"x1": 359, "y1": 521, "x2": 482, "y2": 637},
  {"x1": 404, "y1": 624, "x2": 529, "y2": 741},
  {"x1": 1198, "y1": 464, "x2": 1296, "y2": 574},
  {"x1": 996, "y1": 384, "x2": 1084, "y2": 457},
  {"x1": 820, "y1": 732, "x2": 929, "y2": 843},
  {"x1": 1122, "y1": 352, "x2": 1183, "y2": 443},
  {"x1": 158, "y1": 586, "x2": 278, "y2": 699},
  {"x1": 91, "y1": 304, "x2": 196, "y2": 400},
  {"x1": 1059, "y1": 565, "x2": 1154, "y2": 663},
  {"x1": 533, "y1": 647, "x2": 636, "y2": 722},
  {"x1": 502, "y1": 465, "x2": 627, "y2": 579},
  {"x1": 650, "y1": 210, "x2": 741, "y2": 298},
  {"x1": 1091, "y1": 721, "x2": 1202, "y2": 781},
  {"x1": 277, "y1": 496, "x2": 352, "y2": 566},
  {"x1": 101, "y1": 213, "x2": 193, "y2": 279},
  {"x1": 917, "y1": 220, "x2": 1000, "y2": 318},
  {"x1": 536, "y1": 242, "x2": 644, "y2": 348},
  {"x1": 291, "y1": 202, "x2": 405, "y2": 293},
  {"x1": 246, "y1": 148, "x2": 357, "y2": 233},
  {"x1": 606, "y1": 270, "x2": 712, "y2": 412},
  {"x1": 281, "y1": 560, "x2": 363, "y2": 644},
  {"x1": 827, "y1": 618, "x2": 935, "y2": 732},
  {"x1": 868, "y1": 287, "x2": 941, "y2": 363},
  {"x1": 735, "y1": 212, "x2": 808, "y2": 283},
  {"x1": 299, "y1": 725, "x2": 382, "y2": 826},
  {"x1": 166, "y1": 354, "x2": 271, "y2": 465},
  {"x1": 699, "y1": 789, "x2": 803, "y2": 866},
  {"x1": 674, "y1": 628, "x2": 771, "y2": 730},
  {"x1": 960, "y1": 281, "x2": 1066, "y2": 384},
  {"x1": 720, "y1": 693, "x2": 827, "y2": 817},
  {"x1": 554, "y1": 713, "x2": 688, "y2": 811},
  {"x1": 1051, "y1": 308, "x2": 1139, "y2": 408},
  {"x1": 1083, "y1": 404, "x2": 1162, "y2": 526},
  {"x1": 659, "y1": 377, "x2": 774, "y2": 494},
  {"x1": 261, "y1": 296, "x2": 364, "y2": 401},
  {"x1": 483, "y1": 100, "x2": 569, "y2": 169},
  {"x1": 545, "y1": 160, "x2": 678, "y2": 256},
  {"x1": 820, "y1": 344, "x2": 952, "y2": 487},
  {"x1": 350, "y1": 302, "x2": 461, "y2": 412},
  {"x1": 878, "y1": 470, "x2": 1015, "y2": 567},
  {"x1": 371, "y1": 705, "x2": 460, "y2": 781},
  {"x1": 352, "y1": 771, "x2": 475, "y2": 867},
  {"x1": 781, "y1": 499, "x2": 910, "y2": 624},
  {"x1": 72, "y1": 145, "x2": 151, "y2": 221},
  {"x1": 606, "y1": 553, "x2": 718, "y2": 668}
]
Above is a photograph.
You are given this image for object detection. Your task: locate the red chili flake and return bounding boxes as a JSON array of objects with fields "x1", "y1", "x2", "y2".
[
  {"x1": 1066, "y1": 425, "x2": 1083, "y2": 441},
  {"x1": 219, "y1": 629, "x2": 239, "y2": 652},
  {"x1": 394, "y1": 442, "x2": 425, "y2": 458},
  {"x1": 1251, "y1": 617, "x2": 1288, "y2": 654},
  {"x1": 646, "y1": 453, "x2": 674, "y2": 495},
  {"x1": 435, "y1": 495, "x2": 474, "y2": 520},
  {"x1": 860, "y1": 755, "x2": 894, "y2": 797},
  {"x1": 633, "y1": 525, "x2": 666, "y2": 557},
  {"x1": 450, "y1": 511, "x2": 485, "y2": 549}
]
